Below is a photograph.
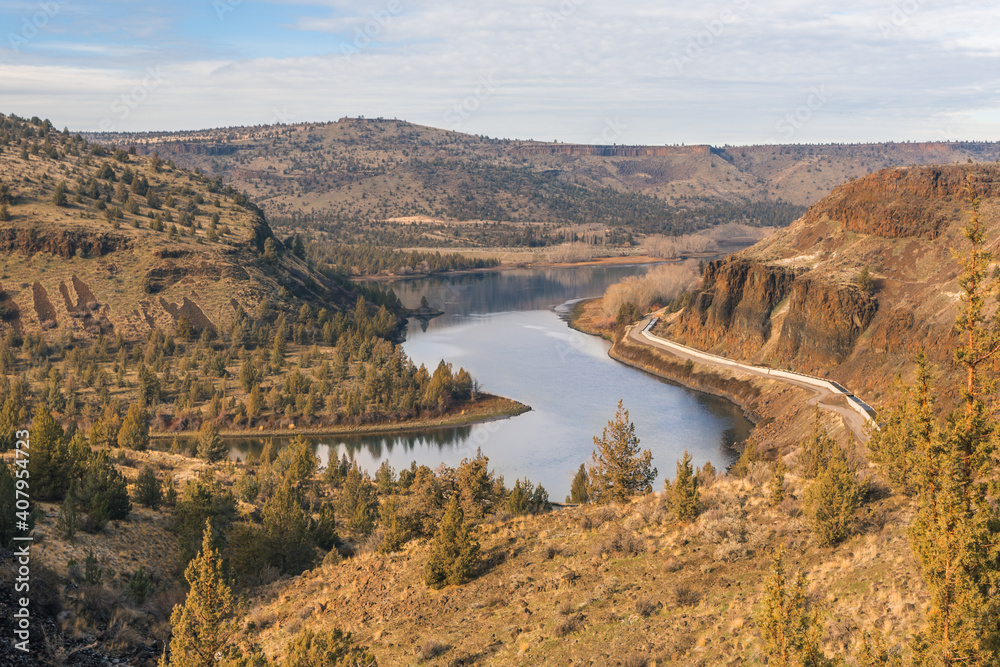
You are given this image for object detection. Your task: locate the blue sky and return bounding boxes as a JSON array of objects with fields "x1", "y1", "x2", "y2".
[{"x1": 2, "y1": 0, "x2": 999, "y2": 144}]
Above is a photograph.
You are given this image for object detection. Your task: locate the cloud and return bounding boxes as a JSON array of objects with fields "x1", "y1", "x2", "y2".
[{"x1": 1, "y1": 0, "x2": 999, "y2": 143}]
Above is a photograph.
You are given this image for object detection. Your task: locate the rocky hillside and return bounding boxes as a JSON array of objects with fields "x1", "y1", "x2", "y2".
[
  {"x1": 660, "y1": 164, "x2": 1000, "y2": 409},
  {"x1": 0, "y1": 113, "x2": 354, "y2": 343}
]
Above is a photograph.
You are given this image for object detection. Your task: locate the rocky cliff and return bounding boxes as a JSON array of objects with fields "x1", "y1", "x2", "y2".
[{"x1": 660, "y1": 164, "x2": 1000, "y2": 407}]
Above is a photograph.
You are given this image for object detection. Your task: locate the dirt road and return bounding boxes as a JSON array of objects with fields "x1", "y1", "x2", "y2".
[{"x1": 627, "y1": 317, "x2": 875, "y2": 443}]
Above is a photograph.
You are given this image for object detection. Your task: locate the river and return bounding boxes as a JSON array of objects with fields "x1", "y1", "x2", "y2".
[{"x1": 228, "y1": 265, "x2": 752, "y2": 500}]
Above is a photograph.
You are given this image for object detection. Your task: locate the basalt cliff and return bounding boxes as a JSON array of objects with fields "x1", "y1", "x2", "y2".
[{"x1": 661, "y1": 164, "x2": 1000, "y2": 409}]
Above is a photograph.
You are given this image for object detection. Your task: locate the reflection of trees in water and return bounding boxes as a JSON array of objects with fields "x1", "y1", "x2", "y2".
[{"x1": 224, "y1": 426, "x2": 475, "y2": 465}]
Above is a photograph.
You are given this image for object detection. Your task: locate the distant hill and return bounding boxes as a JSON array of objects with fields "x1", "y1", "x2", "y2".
[{"x1": 87, "y1": 119, "x2": 1000, "y2": 249}]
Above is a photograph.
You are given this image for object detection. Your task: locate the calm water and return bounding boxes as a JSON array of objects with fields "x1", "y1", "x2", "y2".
[{"x1": 229, "y1": 265, "x2": 752, "y2": 499}]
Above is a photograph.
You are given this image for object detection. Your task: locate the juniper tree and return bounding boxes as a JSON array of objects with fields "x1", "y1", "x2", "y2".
[
  {"x1": 569, "y1": 463, "x2": 589, "y2": 504},
  {"x1": 261, "y1": 480, "x2": 314, "y2": 575},
  {"x1": 337, "y1": 462, "x2": 378, "y2": 535},
  {"x1": 197, "y1": 422, "x2": 227, "y2": 463},
  {"x1": 669, "y1": 450, "x2": 700, "y2": 521},
  {"x1": 804, "y1": 442, "x2": 866, "y2": 546},
  {"x1": 27, "y1": 404, "x2": 69, "y2": 501},
  {"x1": 117, "y1": 402, "x2": 149, "y2": 451},
  {"x1": 81, "y1": 449, "x2": 132, "y2": 523},
  {"x1": 757, "y1": 551, "x2": 828, "y2": 667},
  {"x1": 135, "y1": 465, "x2": 162, "y2": 510},
  {"x1": 587, "y1": 399, "x2": 656, "y2": 504},
  {"x1": 866, "y1": 354, "x2": 935, "y2": 495},
  {"x1": 424, "y1": 494, "x2": 479, "y2": 589},
  {"x1": 801, "y1": 408, "x2": 836, "y2": 479},
  {"x1": 377, "y1": 495, "x2": 410, "y2": 554},
  {"x1": 902, "y1": 181, "x2": 1000, "y2": 665},
  {"x1": 164, "y1": 521, "x2": 236, "y2": 667},
  {"x1": 771, "y1": 456, "x2": 787, "y2": 506},
  {"x1": 57, "y1": 484, "x2": 80, "y2": 541},
  {"x1": 729, "y1": 435, "x2": 761, "y2": 479}
]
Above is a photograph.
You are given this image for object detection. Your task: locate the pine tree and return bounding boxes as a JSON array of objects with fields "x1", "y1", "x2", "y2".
[
  {"x1": 757, "y1": 551, "x2": 828, "y2": 667},
  {"x1": 135, "y1": 465, "x2": 162, "y2": 510},
  {"x1": 804, "y1": 442, "x2": 866, "y2": 547},
  {"x1": 424, "y1": 495, "x2": 479, "y2": 589},
  {"x1": 670, "y1": 450, "x2": 700, "y2": 521},
  {"x1": 197, "y1": 422, "x2": 228, "y2": 463},
  {"x1": 165, "y1": 521, "x2": 236, "y2": 667},
  {"x1": 569, "y1": 463, "x2": 589, "y2": 504},
  {"x1": 117, "y1": 402, "x2": 149, "y2": 451},
  {"x1": 587, "y1": 399, "x2": 656, "y2": 503}
]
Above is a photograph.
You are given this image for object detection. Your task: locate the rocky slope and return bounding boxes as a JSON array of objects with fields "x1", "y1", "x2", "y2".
[
  {"x1": 661, "y1": 164, "x2": 1000, "y2": 409},
  {"x1": 0, "y1": 114, "x2": 354, "y2": 343}
]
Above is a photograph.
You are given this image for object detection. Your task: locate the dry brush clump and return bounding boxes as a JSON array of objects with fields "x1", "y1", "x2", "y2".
[
  {"x1": 698, "y1": 493, "x2": 770, "y2": 562},
  {"x1": 545, "y1": 242, "x2": 599, "y2": 263},
  {"x1": 641, "y1": 233, "x2": 715, "y2": 259},
  {"x1": 600, "y1": 524, "x2": 646, "y2": 557},
  {"x1": 600, "y1": 261, "x2": 700, "y2": 318}
]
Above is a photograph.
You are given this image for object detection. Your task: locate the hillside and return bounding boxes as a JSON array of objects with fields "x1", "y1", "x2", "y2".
[
  {"x1": 87, "y1": 120, "x2": 1000, "y2": 252},
  {"x1": 657, "y1": 163, "x2": 1000, "y2": 412},
  {"x1": 0, "y1": 113, "x2": 519, "y2": 440},
  {"x1": 0, "y1": 114, "x2": 354, "y2": 343}
]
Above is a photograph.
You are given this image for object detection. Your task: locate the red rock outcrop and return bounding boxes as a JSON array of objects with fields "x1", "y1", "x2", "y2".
[{"x1": 804, "y1": 164, "x2": 1000, "y2": 239}]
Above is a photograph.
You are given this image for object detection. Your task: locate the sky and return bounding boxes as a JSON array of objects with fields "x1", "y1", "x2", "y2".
[{"x1": 1, "y1": 0, "x2": 999, "y2": 145}]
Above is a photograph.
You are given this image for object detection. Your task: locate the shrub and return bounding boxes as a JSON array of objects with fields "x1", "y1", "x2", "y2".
[
  {"x1": 554, "y1": 613, "x2": 584, "y2": 637},
  {"x1": 635, "y1": 598, "x2": 660, "y2": 617},
  {"x1": 600, "y1": 525, "x2": 645, "y2": 557},
  {"x1": 284, "y1": 628, "x2": 378, "y2": 667},
  {"x1": 673, "y1": 584, "x2": 701, "y2": 607},
  {"x1": 418, "y1": 639, "x2": 447, "y2": 662}
]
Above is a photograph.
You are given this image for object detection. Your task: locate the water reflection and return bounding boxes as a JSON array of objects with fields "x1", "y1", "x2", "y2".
[{"x1": 227, "y1": 264, "x2": 756, "y2": 499}]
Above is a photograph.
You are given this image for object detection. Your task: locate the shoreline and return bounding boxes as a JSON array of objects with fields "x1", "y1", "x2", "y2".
[
  {"x1": 566, "y1": 298, "x2": 859, "y2": 453},
  {"x1": 568, "y1": 297, "x2": 763, "y2": 424},
  {"x1": 351, "y1": 254, "x2": 670, "y2": 282},
  {"x1": 149, "y1": 395, "x2": 531, "y2": 440}
]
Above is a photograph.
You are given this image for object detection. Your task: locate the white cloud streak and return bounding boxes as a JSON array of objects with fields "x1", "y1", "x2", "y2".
[{"x1": 1, "y1": 0, "x2": 998, "y2": 143}]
